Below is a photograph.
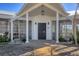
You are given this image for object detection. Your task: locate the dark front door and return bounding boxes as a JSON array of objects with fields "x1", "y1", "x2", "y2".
[{"x1": 38, "y1": 23, "x2": 46, "y2": 39}]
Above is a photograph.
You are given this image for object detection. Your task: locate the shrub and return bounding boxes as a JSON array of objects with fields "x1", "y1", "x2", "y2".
[
  {"x1": 59, "y1": 36, "x2": 66, "y2": 42},
  {"x1": 0, "y1": 32, "x2": 10, "y2": 43}
]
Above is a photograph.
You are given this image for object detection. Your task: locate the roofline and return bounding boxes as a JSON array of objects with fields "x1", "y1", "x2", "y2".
[
  {"x1": 59, "y1": 4, "x2": 69, "y2": 16},
  {"x1": 0, "y1": 10, "x2": 16, "y2": 16},
  {"x1": 16, "y1": 3, "x2": 27, "y2": 16}
]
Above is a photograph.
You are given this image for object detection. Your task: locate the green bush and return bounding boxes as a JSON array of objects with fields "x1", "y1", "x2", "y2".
[
  {"x1": 59, "y1": 36, "x2": 66, "y2": 42},
  {"x1": 0, "y1": 35, "x2": 10, "y2": 42}
]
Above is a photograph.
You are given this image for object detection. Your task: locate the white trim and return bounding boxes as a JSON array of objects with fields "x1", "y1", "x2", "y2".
[
  {"x1": 16, "y1": 4, "x2": 27, "y2": 15},
  {"x1": 19, "y1": 4, "x2": 42, "y2": 17},
  {"x1": 43, "y1": 4, "x2": 64, "y2": 16}
]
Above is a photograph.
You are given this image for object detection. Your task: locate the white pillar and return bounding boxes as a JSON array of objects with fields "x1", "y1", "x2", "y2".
[
  {"x1": 10, "y1": 19, "x2": 14, "y2": 43},
  {"x1": 25, "y1": 13, "x2": 29, "y2": 43},
  {"x1": 18, "y1": 21, "x2": 20, "y2": 40},
  {"x1": 7, "y1": 21, "x2": 10, "y2": 38},
  {"x1": 56, "y1": 12, "x2": 59, "y2": 43}
]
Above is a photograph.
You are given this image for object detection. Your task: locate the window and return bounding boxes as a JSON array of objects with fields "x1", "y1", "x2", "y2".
[
  {"x1": 62, "y1": 24, "x2": 72, "y2": 36},
  {"x1": 62, "y1": 24, "x2": 72, "y2": 33}
]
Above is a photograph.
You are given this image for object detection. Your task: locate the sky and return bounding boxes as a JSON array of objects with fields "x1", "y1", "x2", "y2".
[
  {"x1": 0, "y1": 3, "x2": 24, "y2": 13},
  {"x1": 0, "y1": 3, "x2": 78, "y2": 13},
  {"x1": 62, "y1": 3, "x2": 77, "y2": 11}
]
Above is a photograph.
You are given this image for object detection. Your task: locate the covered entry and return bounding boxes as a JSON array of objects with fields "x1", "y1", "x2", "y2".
[{"x1": 18, "y1": 3, "x2": 68, "y2": 43}]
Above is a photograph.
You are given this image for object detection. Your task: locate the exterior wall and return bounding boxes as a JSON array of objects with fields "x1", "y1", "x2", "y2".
[
  {"x1": 0, "y1": 21, "x2": 8, "y2": 34},
  {"x1": 0, "y1": 15, "x2": 74, "y2": 41},
  {"x1": 30, "y1": 15, "x2": 53, "y2": 40}
]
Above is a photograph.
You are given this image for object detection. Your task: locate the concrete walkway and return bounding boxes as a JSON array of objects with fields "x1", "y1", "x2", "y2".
[
  {"x1": 0, "y1": 40, "x2": 79, "y2": 56},
  {"x1": 0, "y1": 40, "x2": 55, "y2": 56}
]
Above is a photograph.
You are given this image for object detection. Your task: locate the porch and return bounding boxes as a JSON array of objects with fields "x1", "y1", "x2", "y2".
[{"x1": 0, "y1": 18, "x2": 74, "y2": 44}]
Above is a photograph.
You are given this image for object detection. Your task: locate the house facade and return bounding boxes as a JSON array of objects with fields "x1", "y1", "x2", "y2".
[{"x1": 0, "y1": 3, "x2": 78, "y2": 44}]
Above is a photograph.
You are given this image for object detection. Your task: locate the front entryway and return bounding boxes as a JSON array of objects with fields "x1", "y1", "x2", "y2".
[{"x1": 38, "y1": 23, "x2": 46, "y2": 40}]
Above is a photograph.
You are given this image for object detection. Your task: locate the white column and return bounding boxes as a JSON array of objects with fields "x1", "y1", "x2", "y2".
[
  {"x1": 10, "y1": 19, "x2": 14, "y2": 43},
  {"x1": 56, "y1": 12, "x2": 59, "y2": 43},
  {"x1": 18, "y1": 21, "x2": 20, "y2": 40},
  {"x1": 7, "y1": 21, "x2": 10, "y2": 38},
  {"x1": 25, "y1": 13, "x2": 29, "y2": 43}
]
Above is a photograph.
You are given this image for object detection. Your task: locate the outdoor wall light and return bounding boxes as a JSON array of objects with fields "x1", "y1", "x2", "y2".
[
  {"x1": 35, "y1": 22, "x2": 37, "y2": 24},
  {"x1": 48, "y1": 22, "x2": 49, "y2": 25}
]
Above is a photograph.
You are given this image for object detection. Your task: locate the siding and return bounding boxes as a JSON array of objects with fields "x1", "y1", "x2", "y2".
[{"x1": 0, "y1": 21, "x2": 8, "y2": 34}]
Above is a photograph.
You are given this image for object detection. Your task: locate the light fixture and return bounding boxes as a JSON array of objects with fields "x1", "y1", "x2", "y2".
[
  {"x1": 35, "y1": 22, "x2": 37, "y2": 24},
  {"x1": 48, "y1": 22, "x2": 49, "y2": 25}
]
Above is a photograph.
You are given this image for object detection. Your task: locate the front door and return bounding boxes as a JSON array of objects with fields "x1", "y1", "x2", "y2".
[{"x1": 38, "y1": 23, "x2": 46, "y2": 40}]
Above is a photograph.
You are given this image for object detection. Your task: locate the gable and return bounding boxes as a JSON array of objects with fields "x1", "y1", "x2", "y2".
[{"x1": 17, "y1": 3, "x2": 68, "y2": 17}]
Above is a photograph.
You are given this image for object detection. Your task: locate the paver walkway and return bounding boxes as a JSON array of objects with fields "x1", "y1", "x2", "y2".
[{"x1": 0, "y1": 40, "x2": 79, "y2": 56}]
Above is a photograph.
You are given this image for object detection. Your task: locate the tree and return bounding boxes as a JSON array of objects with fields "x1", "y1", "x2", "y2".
[{"x1": 72, "y1": 3, "x2": 79, "y2": 45}]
